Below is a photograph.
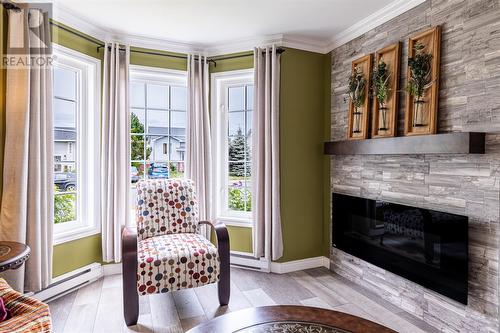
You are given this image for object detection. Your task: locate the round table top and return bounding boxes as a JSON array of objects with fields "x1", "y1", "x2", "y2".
[
  {"x1": 0, "y1": 241, "x2": 30, "y2": 272},
  {"x1": 187, "y1": 305, "x2": 396, "y2": 333}
]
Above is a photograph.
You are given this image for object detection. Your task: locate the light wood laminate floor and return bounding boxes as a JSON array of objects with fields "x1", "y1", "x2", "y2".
[{"x1": 48, "y1": 267, "x2": 438, "y2": 333}]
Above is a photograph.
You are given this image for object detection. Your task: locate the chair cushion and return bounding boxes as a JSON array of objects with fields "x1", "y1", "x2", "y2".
[
  {"x1": 0, "y1": 278, "x2": 51, "y2": 333},
  {"x1": 137, "y1": 233, "x2": 220, "y2": 295},
  {"x1": 136, "y1": 179, "x2": 199, "y2": 240}
]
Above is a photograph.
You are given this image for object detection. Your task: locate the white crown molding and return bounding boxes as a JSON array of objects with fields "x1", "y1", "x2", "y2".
[
  {"x1": 52, "y1": 3, "x2": 109, "y2": 42},
  {"x1": 280, "y1": 35, "x2": 330, "y2": 54},
  {"x1": 205, "y1": 34, "x2": 284, "y2": 57},
  {"x1": 205, "y1": 34, "x2": 328, "y2": 56},
  {"x1": 112, "y1": 31, "x2": 205, "y2": 54},
  {"x1": 52, "y1": 0, "x2": 425, "y2": 56},
  {"x1": 327, "y1": 0, "x2": 427, "y2": 52}
]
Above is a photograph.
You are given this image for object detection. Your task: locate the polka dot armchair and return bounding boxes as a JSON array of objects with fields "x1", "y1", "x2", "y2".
[{"x1": 122, "y1": 179, "x2": 230, "y2": 326}]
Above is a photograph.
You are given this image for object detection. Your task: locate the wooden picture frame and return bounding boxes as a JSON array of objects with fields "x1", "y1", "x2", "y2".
[
  {"x1": 347, "y1": 54, "x2": 372, "y2": 140},
  {"x1": 371, "y1": 43, "x2": 401, "y2": 138},
  {"x1": 404, "y1": 26, "x2": 441, "y2": 136}
]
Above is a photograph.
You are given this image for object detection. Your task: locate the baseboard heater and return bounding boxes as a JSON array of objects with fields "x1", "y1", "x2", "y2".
[
  {"x1": 33, "y1": 263, "x2": 102, "y2": 302},
  {"x1": 230, "y1": 252, "x2": 269, "y2": 272}
]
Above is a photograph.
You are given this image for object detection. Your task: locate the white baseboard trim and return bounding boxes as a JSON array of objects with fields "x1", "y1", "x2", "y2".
[
  {"x1": 270, "y1": 256, "x2": 330, "y2": 274},
  {"x1": 34, "y1": 256, "x2": 330, "y2": 302},
  {"x1": 102, "y1": 263, "x2": 122, "y2": 276}
]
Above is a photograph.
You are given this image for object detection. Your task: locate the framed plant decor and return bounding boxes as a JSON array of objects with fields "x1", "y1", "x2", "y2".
[
  {"x1": 347, "y1": 54, "x2": 372, "y2": 140},
  {"x1": 404, "y1": 26, "x2": 441, "y2": 136},
  {"x1": 371, "y1": 43, "x2": 401, "y2": 138}
]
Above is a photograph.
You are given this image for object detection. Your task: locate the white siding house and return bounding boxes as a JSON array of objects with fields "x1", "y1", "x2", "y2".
[{"x1": 54, "y1": 127, "x2": 76, "y2": 172}]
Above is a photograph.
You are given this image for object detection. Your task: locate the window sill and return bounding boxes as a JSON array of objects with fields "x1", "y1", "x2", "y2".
[
  {"x1": 216, "y1": 216, "x2": 253, "y2": 228},
  {"x1": 53, "y1": 224, "x2": 101, "y2": 245}
]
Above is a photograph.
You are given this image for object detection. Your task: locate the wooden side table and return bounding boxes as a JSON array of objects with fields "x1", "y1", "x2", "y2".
[{"x1": 0, "y1": 242, "x2": 30, "y2": 272}]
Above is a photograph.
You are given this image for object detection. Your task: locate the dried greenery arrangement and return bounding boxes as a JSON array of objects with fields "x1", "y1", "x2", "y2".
[
  {"x1": 347, "y1": 66, "x2": 366, "y2": 133},
  {"x1": 372, "y1": 59, "x2": 391, "y2": 130},
  {"x1": 406, "y1": 42, "x2": 433, "y2": 126}
]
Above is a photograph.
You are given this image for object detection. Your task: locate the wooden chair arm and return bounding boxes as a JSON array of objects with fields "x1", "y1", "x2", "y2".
[
  {"x1": 199, "y1": 220, "x2": 230, "y2": 305},
  {"x1": 199, "y1": 220, "x2": 229, "y2": 248},
  {"x1": 122, "y1": 226, "x2": 138, "y2": 255}
]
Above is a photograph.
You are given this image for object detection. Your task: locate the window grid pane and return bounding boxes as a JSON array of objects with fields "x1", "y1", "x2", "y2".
[{"x1": 130, "y1": 80, "x2": 187, "y2": 186}]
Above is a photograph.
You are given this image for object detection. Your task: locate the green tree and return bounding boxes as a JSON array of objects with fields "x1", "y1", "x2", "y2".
[
  {"x1": 228, "y1": 127, "x2": 250, "y2": 177},
  {"x1": 130, "y1": 112, "x2": 151, "y2": 166}
]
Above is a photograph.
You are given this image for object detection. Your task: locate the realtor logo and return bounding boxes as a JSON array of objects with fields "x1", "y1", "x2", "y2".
[{"x1": 1, "y1": 2, "x2": 54, "y2": 69}]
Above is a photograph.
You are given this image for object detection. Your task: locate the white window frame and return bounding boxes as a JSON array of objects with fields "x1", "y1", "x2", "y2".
[
  {"x1": 129, "y1": 64, "x2": 187, "y2": 168},
  {"x1": 211, "y1": 69, "x2": 254, "y2": 228},
  {"x1": 52, "y1": 44, "x2": 101, "y2": 244},
  {"x1": 129, "y1": 65, "x2": 188, "y2": 224}
]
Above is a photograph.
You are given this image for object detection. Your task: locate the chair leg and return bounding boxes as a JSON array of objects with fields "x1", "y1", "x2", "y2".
[
  {"x1": 217, "y1": 231, "x2": 231, "y2": 306},
  {"x1": 122, "y1": 227, "x2": 139, "y2": 326},
  {"x1": 122, "y1": 257, "x2": 139, "y2": 325},
  {"x1": 218, "y1": 271, "x2": 230, "y2": 306}
]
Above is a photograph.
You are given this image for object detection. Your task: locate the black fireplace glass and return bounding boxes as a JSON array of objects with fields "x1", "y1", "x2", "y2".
[{"x1": 332, "y1": 193, "x2": 468, "y2": 304}]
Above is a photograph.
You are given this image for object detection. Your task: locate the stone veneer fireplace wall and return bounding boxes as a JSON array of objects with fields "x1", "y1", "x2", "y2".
[{"x1": 329, "y1": 0, "x2": 500, "y2": 331}]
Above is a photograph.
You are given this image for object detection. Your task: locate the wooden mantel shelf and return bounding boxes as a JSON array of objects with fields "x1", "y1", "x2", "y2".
[{"x1": 324, "y1": 132, "x2": 485, "y2": 155}]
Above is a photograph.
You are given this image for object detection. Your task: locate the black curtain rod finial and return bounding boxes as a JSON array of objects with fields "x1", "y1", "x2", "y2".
[{"x1": 2, "y1": 1, "x2": 21, "y2": 12}]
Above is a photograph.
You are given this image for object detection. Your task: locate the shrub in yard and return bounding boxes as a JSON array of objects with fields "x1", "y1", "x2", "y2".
[
  {"x1": 228, "y1": 187, "x2": 252, "y2": 212},
  {"x1": 54, "y1": 186, "x2": 76, "y2": 224}
]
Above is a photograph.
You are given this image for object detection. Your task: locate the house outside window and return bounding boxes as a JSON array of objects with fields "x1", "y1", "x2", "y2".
[
  {"x1": 52, "y1": 44, "x2": 101, "y2": 244},
  {"x1": 212, "y1": 69, "x2": 253, "y2": 227},
  {"x1": 129, "y1": 65, "x2": 187, "y2": 221}
]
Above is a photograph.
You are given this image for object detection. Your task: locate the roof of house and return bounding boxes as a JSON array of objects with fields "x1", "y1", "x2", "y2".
[
  {"x1": 55, "y1": 126, "x2": 186, "y2": 142},
  {"x1": 148, "y1": 126, "x2": 186, "y2": 137},
  {"x1": 55, "y1": 127, "x2": 76, "y2": 141}
]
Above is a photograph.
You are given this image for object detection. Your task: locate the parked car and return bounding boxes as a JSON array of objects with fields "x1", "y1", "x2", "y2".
[
  {"x1": 131, "y1": 166, "x2": 139, "y2": 183},
  {"x1": 148, "y1": 163, "x2": 169, "y2": 179},
  {"x1": 54, "y1": 172, "x2": 76, "y2": 192}
]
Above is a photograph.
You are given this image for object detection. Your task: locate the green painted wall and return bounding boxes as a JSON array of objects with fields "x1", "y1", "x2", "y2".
[
  {"x1": 210, "y1": 52, "x2": 253, "y2": 73},
  {"x1": 130, "y1": 47, "x2": 187, "y2": 71},
  {"x1": 226, "y1": 226, "x2": 253, "y2": 253},
  {"x1": 51, "y1": 22, "x2": 103, "y2": 59},
  {"x1": 278, "y1": 48, "x2": 329, "y2": 262},
  {"x1": 52, "y1": 234, "x2": 102, "y2": 277}
]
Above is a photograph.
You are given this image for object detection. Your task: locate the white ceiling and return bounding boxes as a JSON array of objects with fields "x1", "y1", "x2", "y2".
[{"x1": 52, "y1": 0, "x2": 422, "y2": 54}]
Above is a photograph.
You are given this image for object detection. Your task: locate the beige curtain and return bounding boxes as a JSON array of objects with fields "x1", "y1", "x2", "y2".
[
  {"x1": 186, "y1": 55, "x2": 212, "y2": 238},
  {"x1": 101, "y1": 42, "x2": 130, "y2": 262},
  {"x1": 252, "y1": 46, "x2": 283, "y2": 261},
  {"x1": 0, "y1": 6, "x2": 53, "y2": 292}
]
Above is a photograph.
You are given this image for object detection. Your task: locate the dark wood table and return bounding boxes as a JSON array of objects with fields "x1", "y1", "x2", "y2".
[
  {"x1": 0, "y1": 241, "x2": 30, "y2": 272},
  {"x1": 187, "y1": 305, "x2": 396, "y2": 333}
]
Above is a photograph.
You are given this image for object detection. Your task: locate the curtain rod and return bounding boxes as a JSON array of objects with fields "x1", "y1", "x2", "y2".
[
  {"x1": 50, "y1": 21, "x2": 104, "y2": 48},
  {"x1": 45, "y1": 18, "x2": 286, "y2": 66},
  {"x1": 1, "y1": 1, "x2": 21, "y2": 12},
  {"x1": 96, "y1": 46, "x2": 285, "y2": 65}
]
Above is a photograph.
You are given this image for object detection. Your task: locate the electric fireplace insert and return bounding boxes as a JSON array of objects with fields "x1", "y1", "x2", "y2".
[{"x1": 332, "y1": 193, "x2": 468, "y2": 304}]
